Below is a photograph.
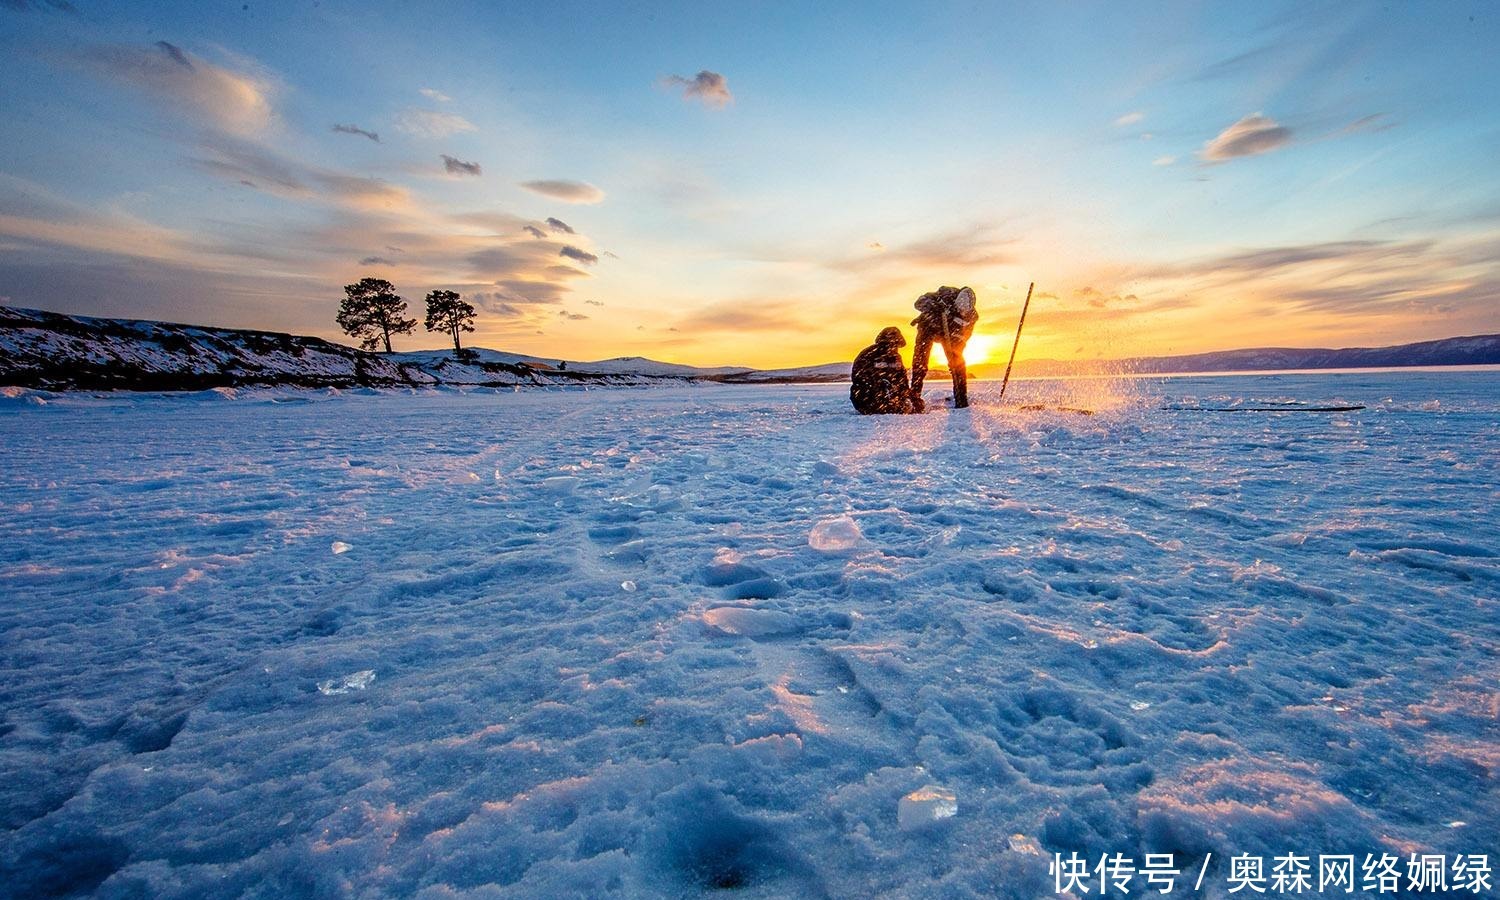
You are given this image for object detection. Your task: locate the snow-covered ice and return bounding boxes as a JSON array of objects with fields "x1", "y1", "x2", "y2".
[{"x1": 0, "y1": 371, "x2": 1496, "y2": 897}]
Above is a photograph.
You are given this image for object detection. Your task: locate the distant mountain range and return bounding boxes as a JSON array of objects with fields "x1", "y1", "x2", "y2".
[
  {"x1": 993, "y1": 333, "x2": 1500, "y2": 377},
  {"x1": 1, "y1": 305, "x2": 1496, "y2": 392}
]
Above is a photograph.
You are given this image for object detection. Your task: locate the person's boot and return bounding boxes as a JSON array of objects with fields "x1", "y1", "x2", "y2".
[
  {"x1": 910, "y1": 391, "x2": 925, "y2": 413},
  {"x1": 952, "y1": 369, "x2": 968, "y2": 409}
]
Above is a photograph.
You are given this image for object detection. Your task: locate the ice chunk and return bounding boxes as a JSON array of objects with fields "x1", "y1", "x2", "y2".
[
  {"x1": 317, "y1": 670, "x2": 375, "y2": 695},
  {"x1": 450, "y1": 471, "x2": 482, "y2": 484},
  {"x1": 702, "y1": 606, "x2": 802, "y2": 637},
  {"x1": 809, "y1": 515, "x2": 863, "y2": 552},
  {"x1": 542, "y1": 475, "x2": 579, "y2": 495},
  {"x1": 1008, "y1": 833, "x2": 1044, "y2": 855},
  {"x1": 898, "y1": 785, "x2": 958, "y2": 829},
  {"x1": 621, "y1": 580, "x2": 637, "y2": 592},
  {"x1": 330, "y1": 541, "x2": 351, "y2": 555}
]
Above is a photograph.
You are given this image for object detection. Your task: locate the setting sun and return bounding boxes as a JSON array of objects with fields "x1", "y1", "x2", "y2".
[{"x1": 961, "y1": 331, "x2": 1003, "y2": 366}]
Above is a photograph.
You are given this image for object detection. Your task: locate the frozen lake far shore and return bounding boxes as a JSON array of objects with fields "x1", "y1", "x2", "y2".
[{"x1": 1, "y1": 371, "x2": 1496, "y2": 898}]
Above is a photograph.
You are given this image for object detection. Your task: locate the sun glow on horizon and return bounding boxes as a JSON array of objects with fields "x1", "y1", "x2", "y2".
[{"x1": 961, "y1": 332, "x2": 1004, "y2": 366}]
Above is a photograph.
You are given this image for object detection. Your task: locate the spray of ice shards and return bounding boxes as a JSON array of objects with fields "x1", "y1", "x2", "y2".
[{"x1": 961, "y1": 283, "x2": 1166, "y2": 417}]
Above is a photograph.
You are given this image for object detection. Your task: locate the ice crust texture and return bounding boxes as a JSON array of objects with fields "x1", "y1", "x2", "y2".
[{"x1": 0, "y1": 372, "x2": 1496, "y2": 898}]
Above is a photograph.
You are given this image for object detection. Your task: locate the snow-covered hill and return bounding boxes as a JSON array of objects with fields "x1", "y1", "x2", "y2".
[
  {"x1": 720, "y1": 362, "x2": 851, "y2": 383},
  {"x1": 0, "y1": 307, "x2": 756, "y2": 391},
  {"x1": 0, "y1": 306, "x2": 414, "y2": 390},
  {"x1": 564, "y1": 355, "x2": 752, "y2": 378}
]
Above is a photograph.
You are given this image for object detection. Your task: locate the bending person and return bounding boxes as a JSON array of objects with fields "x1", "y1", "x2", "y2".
[
  {"x1": 850, "y1": 327, "x2": 917, "y2": 415},
  {"x1": 910, "y1": 285, "x2": 979, "y2": 409}
]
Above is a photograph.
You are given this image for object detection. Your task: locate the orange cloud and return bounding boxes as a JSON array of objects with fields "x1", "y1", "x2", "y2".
[
  {"x1": 72, "y1": 42, "x2": 275, "y2": 136},
  {"x1": 519, "y1": 180, "x2": 606, "y2": 204},
  {"x1": 1201, "y1": 113, "x2": 1292, "y2": 162}
]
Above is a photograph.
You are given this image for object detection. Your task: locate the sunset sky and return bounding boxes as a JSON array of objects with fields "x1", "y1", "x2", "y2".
[{"x1": 1, "y1": 1, "x2": 1497, "y2": 368}]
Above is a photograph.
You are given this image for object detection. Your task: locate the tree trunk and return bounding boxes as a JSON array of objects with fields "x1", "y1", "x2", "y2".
[
  {"x1": 451, "y1": 322, "x2": 461, "y2": 352},
  {"x1": 382, "y1": 327, "x2": 393, "y2": 354}
]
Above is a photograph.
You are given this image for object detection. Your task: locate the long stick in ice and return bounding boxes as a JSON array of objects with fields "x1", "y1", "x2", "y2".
[{"x1": 998, "y1": 282, "x2": 1034, "y2": 403}]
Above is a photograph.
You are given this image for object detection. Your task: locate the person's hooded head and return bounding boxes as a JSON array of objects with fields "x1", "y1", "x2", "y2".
[
  {"x1": 875, "y1": 326, "x2": 906, "y2": 349},
  {"x1": 953, "y1": 286, "x2": 977, "y2": 317}
]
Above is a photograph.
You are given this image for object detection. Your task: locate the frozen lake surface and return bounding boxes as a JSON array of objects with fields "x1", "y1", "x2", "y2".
[{"x1": 1, "y1": 372, "x2": 1497, "y2": 897}]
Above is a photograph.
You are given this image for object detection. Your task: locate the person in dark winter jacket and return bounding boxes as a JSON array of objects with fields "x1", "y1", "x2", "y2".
[
  {"x1": 910, "y1": 285, "x2": 979, "y2": 409},
  {"x1": 850, "y1": 326, "x2": 916, "y2": 415}
]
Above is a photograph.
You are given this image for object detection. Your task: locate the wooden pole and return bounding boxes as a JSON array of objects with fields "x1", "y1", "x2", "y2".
[{"x1": 998, "y1": 282, "x2": 1034, "y2": 403}]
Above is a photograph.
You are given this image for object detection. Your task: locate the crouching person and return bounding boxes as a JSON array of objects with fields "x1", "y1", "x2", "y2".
[{"x1": 851, "y1": 327, "x2": 917, "y2": 415}]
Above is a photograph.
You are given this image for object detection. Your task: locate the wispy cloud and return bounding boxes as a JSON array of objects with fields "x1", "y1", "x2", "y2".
[
  {"x1": 519, "y1": 180, "x2": 605, "y2": 204},
  {"x1": 559, "y1": 245, "x2": 598, "y2": 266},
  {"x1": 468, "y1": 295, "x2": 525, "y2": 318},
  {"x1": 394, "y1": 108, "x2": 475, "y2": 138},
  {"x1": 441, "y1": 154, "x2": 482, "y2": 176},
  {"x1": 1153, "y1": 155, "x2": 1176, "y2": 166},
  {"x1": 419, "y1": 87, "x2": 451, "y2": 103},
  {"x1": 1114, "y1": 111, "x2": 1144, "y2": 127},
  {"x1": 3, "y1": 0, "x2": 78, "y2": 14},
  {"x1": 154, "y1": 40, "x2": 192, "y2": 69},
  {"x1": 0, "y1": 175, "x2": 202, "y2": 264},
  {"x1": 332, "y1": 123, "x2": 380, "y2": 142},
  {"x1": 458, "y1": 231, "x2": 603, "y2": 313},
  {"x1": 1341, "y1": 113, "x2": 1395, "y2": 135},
  {"x1": 662, "y1": 70, "x2": 733, "y2": 108},
  {"x1": 1175, "y1": 240, "x2": 1414, "y2": 275},
  {"x1": 1192, "y1": 44, "x2": 1282, "y2": 83},
  {"x1": 448, "y1": 211, "x2": 537, "y2": 234},
  {"x1": 481, "y1": 278, "x2": 573, "y2": 307},
  {"x1": 71, "y1": 42, "x2": 275, "y2": 136},
  {"x1": 190, "y1": 139, "x2": 414, "y2": 214},
  {"x1": 1127, "y1": 236, "x2": 1500, "y2": 326},
  {"x1": 1201, "y1": 113, "x2": 1292, "y2": 162},
  {"x1": 1075, "y1": 286, "x2": 1141, "y2": 308},
  {"x1": 834, "y1": 224, "x2": 1014, "y2": 273},
  {"x1": 672, "y1": 298, "x2": 808, "y2": 333},
  {"x1": 558, "y1": 310, "x2": 589, "y2": 320},
  {"x1": 2, "y1": 47, "x2": 606, "y2": 340}
]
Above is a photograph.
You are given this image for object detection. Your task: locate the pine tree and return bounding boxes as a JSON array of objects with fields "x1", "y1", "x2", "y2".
[
  {"x1": 424, "y1": 289, "x2": 476, "y2": 354},
  {"x1": 337, "y1": 277, "x2": 416, "y2": 353}
]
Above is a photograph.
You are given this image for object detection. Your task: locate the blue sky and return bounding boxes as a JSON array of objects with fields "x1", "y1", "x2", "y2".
[{"x1": 1, "y1": 0, "x2": 1497, "y2": 366}]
